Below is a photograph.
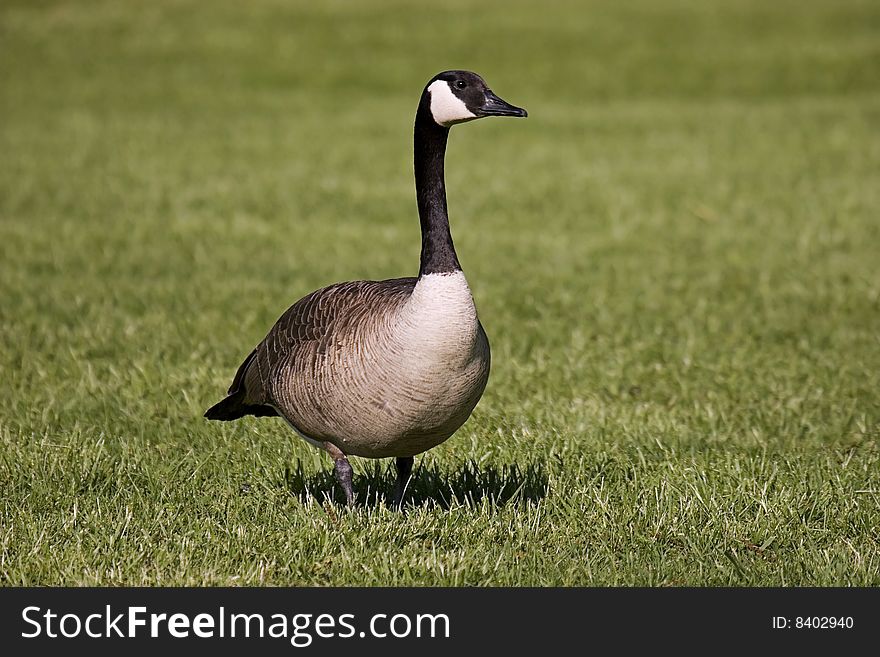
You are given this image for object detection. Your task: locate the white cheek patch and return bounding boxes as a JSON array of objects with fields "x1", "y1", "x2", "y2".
[{"x1": 428, "y1": 80, "x2": 477, "y2": 127}]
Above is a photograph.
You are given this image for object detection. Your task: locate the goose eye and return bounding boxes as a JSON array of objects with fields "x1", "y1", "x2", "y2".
[{"x1": 455, "y1": 80, "x2": 466, "y2": 89}]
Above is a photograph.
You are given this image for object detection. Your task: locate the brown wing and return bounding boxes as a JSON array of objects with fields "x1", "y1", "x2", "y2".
[{"x1": 235, "y1": 277, "x2": 416, "y2": 407}]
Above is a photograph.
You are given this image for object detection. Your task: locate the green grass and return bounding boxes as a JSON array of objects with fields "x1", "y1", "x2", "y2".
[{"x1": 2, "y1": 0, "x2": 879, "y2": 586}]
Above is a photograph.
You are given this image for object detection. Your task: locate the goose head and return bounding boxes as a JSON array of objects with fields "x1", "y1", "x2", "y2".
[{"x1": 425, "y1": 70, "x2": 527, "y2": 128}]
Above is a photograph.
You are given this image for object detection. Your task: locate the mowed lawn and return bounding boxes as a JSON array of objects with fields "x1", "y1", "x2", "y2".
[{"x1": 1, "y1": 0, "x2": 879, "y2": 586}]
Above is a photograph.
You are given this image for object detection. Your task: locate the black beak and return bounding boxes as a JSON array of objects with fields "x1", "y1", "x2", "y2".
[{"x1": 479, "y1": 90, "x2": 528, "y2": 118}]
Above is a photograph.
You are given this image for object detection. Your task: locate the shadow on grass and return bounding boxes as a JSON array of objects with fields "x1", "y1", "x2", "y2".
[{"x1": 284, "y1": 459, "x2": 548, "y2": 509}]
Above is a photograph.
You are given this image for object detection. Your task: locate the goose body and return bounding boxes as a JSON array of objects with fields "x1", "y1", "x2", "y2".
[
  {"x1": 234, "y1": 272, "x2": 489, "y2": 458},
  {"x1": 206, "y1": 70, "x2": 526, "y2": 504}
]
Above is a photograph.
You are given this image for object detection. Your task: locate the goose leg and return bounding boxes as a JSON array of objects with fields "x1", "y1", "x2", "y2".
[
  {"x1": 324, "y1": 442, "x2": 355, "y2": 506},
  {"x1": 393, "y1": 456, "x2": 414, "y2": 508}
]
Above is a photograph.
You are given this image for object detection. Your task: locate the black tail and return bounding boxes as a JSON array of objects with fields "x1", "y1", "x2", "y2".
[
  {"x1": 204, "y1": 393, "x2": 278, "y2": 421},
  {"x1": 206, "y1": 348, "x2": 278, "y2": 421}
]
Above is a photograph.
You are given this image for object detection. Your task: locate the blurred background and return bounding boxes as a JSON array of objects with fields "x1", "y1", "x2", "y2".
[{"x1": 1, "y1": 0, "x2": 878, "y2": 585}]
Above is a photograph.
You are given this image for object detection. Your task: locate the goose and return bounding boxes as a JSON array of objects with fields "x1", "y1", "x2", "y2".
[{"x1": 205, "y1": 70, "x2": 527, "y2": 505}]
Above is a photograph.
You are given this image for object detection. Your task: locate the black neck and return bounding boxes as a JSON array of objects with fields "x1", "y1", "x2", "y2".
[{"x1": 414, "y1": 94, "x2": 461, "y2": 277}]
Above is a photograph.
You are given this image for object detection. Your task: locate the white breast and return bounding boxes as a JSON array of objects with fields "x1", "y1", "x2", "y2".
[{"x1": 397, "y1": 271, "x2": 479, "y2": 357}]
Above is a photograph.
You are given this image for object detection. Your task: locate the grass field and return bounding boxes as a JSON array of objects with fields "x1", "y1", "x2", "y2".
[{"x1": 1, "y1": 0, "x2": 879, "y2": 586}]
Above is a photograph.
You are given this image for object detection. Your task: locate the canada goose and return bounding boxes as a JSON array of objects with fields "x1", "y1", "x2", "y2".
[{"x1": 205, "y1": 70, "x2": 526, "y2": 505}]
